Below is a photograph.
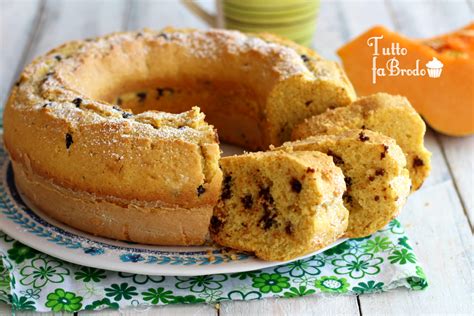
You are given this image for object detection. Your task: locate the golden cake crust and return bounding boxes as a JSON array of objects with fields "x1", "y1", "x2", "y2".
[
  {"x1": 3, "y1": 28, "x2": 355, "y2": 246},
  {"x1": 13, "y1": 161, "x2": 211, "y2": 245},
  {"x1": 211, "y1": 151, "x2": 348, "y2": 261},
  {"x1": 292, "y1": 93, "x2": 431, "y2": 190}
]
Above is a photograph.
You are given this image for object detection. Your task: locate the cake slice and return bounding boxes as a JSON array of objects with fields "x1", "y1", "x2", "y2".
[
  {"x1": 210, "y1": 151, "x2": 348, "y2": 261},
  {"x1": 292, "y1": 93, "x2": 431, "y2": 191},
  {"x1": 277, "y1": 129, "x2": 411, "y2": 237}
]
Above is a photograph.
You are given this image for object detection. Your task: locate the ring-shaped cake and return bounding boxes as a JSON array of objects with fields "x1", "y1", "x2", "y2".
[{"x1": 3, "y1": 28, "x2": 355, "y2": 245}]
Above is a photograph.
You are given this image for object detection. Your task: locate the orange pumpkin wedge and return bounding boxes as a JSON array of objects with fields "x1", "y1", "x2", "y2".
[{"x1": 338, "y1": 24, "x2": 474, "y2": 136}]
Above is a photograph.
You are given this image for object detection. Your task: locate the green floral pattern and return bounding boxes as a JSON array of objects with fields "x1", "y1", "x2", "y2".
[
  {"x1": 352, "y1": 280, "x2": 384, "y2": 294},
  {"x1": 20, "y1": 257, "x2": 69, "y2": 288},
  {"x1": 252, "y1": 273, "x2": 290, "y2": 293},
  {"x1": 10, "y1": 293, "x2": 35, "y2": 311},
  {"x1": 388, "y1": 249, "x2": 417, "y2": 265},
  {"x1": 275, "y1": 257, "x2": 324, "y2": 277},
  {"x1": 283, "y1": 286, "x2": 316, "y2": 298},
  {"x1": 142, "y1": 287, "x2": 175, "y2": 304},
  {"x1": 0, "y1": 220, "x2": 427, "y2": 312},
  {"x1": 7, "y1": 242, "x2": 37, "y2": 264},
  {"x1": 332, "y1": 253, "x2": 383, "y2": 279},
  {"x1": 45, "y1": 288, "x2": 83, "y2": 312},
  {"x1": 315, "y1": 276, "x2": 350, "y2": 293},
  {"x1": 75, "y1": 267, "x2": 106, "y2": 283},
  {"x1": 175, "y1": 275, "x2": 227, "y2": 293},
  {"x1": 104, "y1": 283, "x2": 138, "y2": 301}
]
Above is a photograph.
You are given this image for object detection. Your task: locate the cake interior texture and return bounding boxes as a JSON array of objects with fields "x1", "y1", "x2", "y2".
[
  {"x1": 211, "y1": 150, "x2": 348, "y2": 261},
  {"x1": 279, "y1": 130, "x2": 411, "y2": 238},
  {"x1": 292, "y1": 93, "x2": 431, "y2": 190}
]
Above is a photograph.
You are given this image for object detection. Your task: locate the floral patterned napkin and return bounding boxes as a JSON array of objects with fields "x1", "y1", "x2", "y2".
[{"x1": 0, "y1": 220, "x2": 427, "y2": 313}]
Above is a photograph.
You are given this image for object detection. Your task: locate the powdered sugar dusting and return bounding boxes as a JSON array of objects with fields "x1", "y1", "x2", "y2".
[{"x1": 10, "y1": 28, "x2": 315, "y2": 148}]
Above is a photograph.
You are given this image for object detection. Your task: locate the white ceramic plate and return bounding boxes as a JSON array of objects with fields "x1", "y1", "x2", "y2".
[{"x1": 0, "y1": 144, "x2": 346, "y2": 276}]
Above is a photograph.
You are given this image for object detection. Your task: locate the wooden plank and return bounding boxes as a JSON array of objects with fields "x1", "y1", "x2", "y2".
[
  {"x1": 23, "y1": 0, "x2": 128, "y2": 64},
  {"x1": 387, "y1": 0, "x2": 473, "y2": 38},
  {"x1": 0, "y1": 0, "x2": 42, "y2": 109},
  {"x1": 386, "y1": 0, "x2": 474, "y2": 228},
  {"x1": 80, "y1": 303, "x2": 217, "y2": 316},
  {"x1": 354, "y1": 1, "x2": 473, "y2": 314},
  {"x1": 438, "y1": 135, "x2": 474, "y2": 226},
  {"x1": 312, "y1": 0, "x2": 348, "y2": 60},
  {"x1": 126, "y1": 0, "x2": 211, "y2": 31},
  {"x1": 0, "y1": 302, "x2": 11, "y2": 315},
  {"x1": 0, "y1": 302, "x2": 55, "y2": 316},
  {"x1": 360, "y1": 181, "x2": 472, "y2": 315},
  {"x1": 220, "y1": 296, "x2": 359, "y2": 316},
  {"x1": 330, "y1": 0, "x2": 473, "y2": 314}
]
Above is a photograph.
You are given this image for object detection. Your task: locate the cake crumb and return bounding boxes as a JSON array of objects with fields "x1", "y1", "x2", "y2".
[{"x1": 207, "y1": 250, "x2": 216, "y2": 262}]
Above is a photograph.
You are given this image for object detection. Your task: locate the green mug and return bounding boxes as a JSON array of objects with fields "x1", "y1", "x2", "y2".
[{"x1": 182, "y1": 0, "x2": 320, "y2": 47}]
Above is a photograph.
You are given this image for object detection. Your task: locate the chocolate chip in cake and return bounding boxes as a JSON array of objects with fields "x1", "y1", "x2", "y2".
[
  {"x1": 157, "y1": 32, "x2": 168, "y2": 40},
  {"x1": 122, "y1": 112, "x2": 133, "y2": 119},
  {"x1": 375, "y1": 168, "x2": 385, "y2": 176},
  {"x1": 210, "y1": 216, "x2": 223, "y2": 234},
  {"x1": 290, "y1": 178, "x2": 302, "y2": 193},
  {"x1": 368, "y1": 176, "x2": 375, "y2": 181},
  {"x1": 258, "y1": 187, "x2": 274, "y2": 204},
  {"x1": 361, "y1": 125, "x2": 366, "y2": 129},
  {"x1": 137, "y1": 92, "x2": 147, "y2": 102},
  {"x1": 301, "y1": 54, "x2": 310, "y2": 62},
  {"x1": 72, "y1": 98, "x2": 82, "y2": 108},
  {"x1": 306, "y1": 167, "x2": 315, "y2": 173},
  {"x1": 65, "y1": 133, "x2": 73, "y2": 149},
  {"x1": 259, "y1": 207, "x2": 276, "y2": 230},
  {"x1": 381, "y1": 145, "x2": 389, "y2": 159},
  {"x1": 54, "y1": 55, "x2": 62, "y2": 61},
  {"x1": 305, "y1": 100, "x2": 313, "y2": 107},
  {"x1": 359, "y1": 131, "x2": 370, "y2": 142},
  {"x1": 285, "y1": 222, "x2": 294, "y2": 235},
  {"x1": 221, "y1": 175, "x2": 232, "y2": 200},
  {"x1": 327, "y1": 150, "x2": 344, "y2": 165},
  {"x1": 374, "y1": 195, "x2": 380, "y2": 201},
  {"x1": 117, "y1": 97, "x2": 123, "y2": 106},
  {"x1": 241, "y1": 195, "x2": 253, "y2": 209},
  {"x1": 197, "y1": 185, "x2": 206, "y2": 196},
  {"x1": 343, "y1": 192, "x2": 353, "y2": 204},
  {"x1": 413, "y1": 156, "x2": 424, "y2": 167},
  {"x1": 156, "y1": 87, "x2": 174, "y2": 99},
  {"x1": 344, "y1": 176, "x2": 352, "y2": 187}
]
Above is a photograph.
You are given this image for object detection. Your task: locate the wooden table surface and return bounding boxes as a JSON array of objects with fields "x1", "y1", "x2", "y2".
[{"x1": 0, "y1": 0, "x2": 472, "y2": 315}]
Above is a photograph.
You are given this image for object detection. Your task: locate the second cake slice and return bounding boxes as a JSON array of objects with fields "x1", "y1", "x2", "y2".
[{"x1": 277, "y1": 130, "x2": 411, "y2": 238}]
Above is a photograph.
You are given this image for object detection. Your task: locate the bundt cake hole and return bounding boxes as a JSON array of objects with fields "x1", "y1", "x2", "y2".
[{"x1": 60, "y1": 44, "x2": 276, "y2": 150}]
